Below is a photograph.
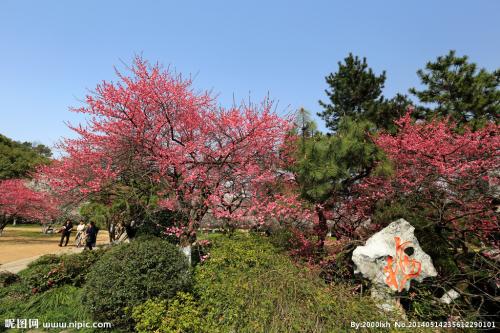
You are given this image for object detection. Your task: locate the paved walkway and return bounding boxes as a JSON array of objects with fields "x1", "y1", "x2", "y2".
[
  {"x1": 0, "y1": 247, "x2": 84, "y2": 274},
  {"x1": 0, "y1": 225, "x2": 110, "y2": 274}
]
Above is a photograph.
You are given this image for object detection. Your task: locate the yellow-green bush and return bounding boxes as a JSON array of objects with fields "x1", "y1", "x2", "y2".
[
  {"x1": 132, "y1": 292, "x2": 204, "y2": 333},
  {"x1": 194, "y1": 233, "x2": 393, "y2": 333}
]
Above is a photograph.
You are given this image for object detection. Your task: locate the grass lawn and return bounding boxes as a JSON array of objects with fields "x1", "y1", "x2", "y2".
[{"x1": 3, "y1": 224, "x2": 60, "y2": 238}]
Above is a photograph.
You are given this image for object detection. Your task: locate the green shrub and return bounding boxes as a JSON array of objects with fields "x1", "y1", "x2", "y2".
[
  {"x1": 59, "y1": 249, "x2": 108, "y2": 286},
  {"x1": 19, "y1": 250, "x2": 107, "y2": 293},
  {"x1": 160, "y1": 292, "x2": 203, "y2": 333},
  {"x1": 19, "y1": 255, "x2": 60, "y2": 293},
  {"x1": 0, "y1": 252, "x2": 115, "y2": 333},
  {"x1": 82, "y1": 237, "x2": 191, "y2": 329},
  {"x1": 132, "y1": 298, "x2": 167, "y2": 333},
  {"x1": 132, "y1": 292, "x2": 204, "y2": 333},
  {"x1": 26, "y1": 254, "x2": 61, "y2": 268},
  {"x1": 195, "y1": 233, "x2": 391, "y2": 333}
]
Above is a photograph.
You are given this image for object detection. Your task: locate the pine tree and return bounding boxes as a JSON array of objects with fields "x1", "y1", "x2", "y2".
[
  {"x1": 364, "y1": 93, "x2": 417, "y2": 133},
  {"x1": 318, "y1": 53, "x2": 386, "y2": 132},
  {"x1": 292, "y1": 116, "x2": 389, "y2": 242},
  {"x1": 410, "y1": 50, "x2": 500, "y2": 126},
  {"x1": 294, "y1": 118, "x2": 384, "y2": 203}
]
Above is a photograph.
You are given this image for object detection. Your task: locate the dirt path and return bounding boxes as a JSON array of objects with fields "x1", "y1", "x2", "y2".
[{"x1": 0, "y1": 225, "x2": 109, "y2": 273}]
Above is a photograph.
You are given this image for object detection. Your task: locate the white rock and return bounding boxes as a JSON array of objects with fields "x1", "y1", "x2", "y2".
[{"x1": 352, "y1": 218, "x2": 437, "y2": 292}]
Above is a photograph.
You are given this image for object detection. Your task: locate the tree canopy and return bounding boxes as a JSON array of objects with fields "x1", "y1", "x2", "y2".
[
  {"x1": 37, "y1": 57, "x2": 291, "y2": 243},
  {"x1": 410, "y1": 50, "x2": 500, "y2": 126},
  {"x1": 318, "y1": 53, "x2": 386, "y2": 132},
  {"x1": 0, "y1": 133, "x2": 52, "y2": 180},
  {"x1": 318, "y1": 53, "x2": 417, "y2": 133}
]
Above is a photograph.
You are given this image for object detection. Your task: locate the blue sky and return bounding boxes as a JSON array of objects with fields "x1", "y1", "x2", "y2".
[{"x1": 1, "y1": 0, "x2": 499, "y2": 150}]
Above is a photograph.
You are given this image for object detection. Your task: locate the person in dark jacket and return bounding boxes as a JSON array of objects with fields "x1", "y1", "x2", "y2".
[
  {"x1": 58, "y1": 220, "x2": 73, "y2": 247},
  {"x1": 85, "y1": 222, "x2": 99, "y2": 250}
]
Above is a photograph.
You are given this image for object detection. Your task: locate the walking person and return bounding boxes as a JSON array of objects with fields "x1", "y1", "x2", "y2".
[
  {"x1": 85, "y1": 221, "x2": 98, "y2": 250},
  {"x1": 75, "y1": 220, "x2": 86, "y2": 248},
  {"x1": 58, "y1": 220, "x2": 73, "y2": 247}
]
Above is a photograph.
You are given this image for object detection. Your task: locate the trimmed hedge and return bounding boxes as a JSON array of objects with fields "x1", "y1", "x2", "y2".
[{"x1": 82, "y1": 237, "x2": 191, "y2": 329}]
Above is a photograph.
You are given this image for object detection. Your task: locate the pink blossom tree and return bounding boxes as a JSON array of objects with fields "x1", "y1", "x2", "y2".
[
  {"x1": 39, "y1": 58, "x2": 292, "y2": 244},
  {"x1": 0, "y1": 179, "x2": 62, "y2": 234},
  {"x1": 348, "y1": 112, "x2": 499, "y2": 246}
]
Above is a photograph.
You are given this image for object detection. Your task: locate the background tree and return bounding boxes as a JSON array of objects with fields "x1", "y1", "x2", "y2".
[
  {"x1": 0, "y1": 133, "x2": 52, "y2": 180},
  {"x1": 318, "y1": 53, "x2": 386, "y2": 132},
  {"x1": 365, "y1": 93, "x2": 417, "y2": 133},
  {"x1": 0, "y1": 178, "x2": 61, "y2": 234},
  {"x1": 0, "y1": 134, "x2": 54, "y2": 232},
  {"x1": 30, "y1": 142, "x2": 52, "y2": 158},
  {"x1": 294, "y1": 108, "x2": 318, "y2": 142},
  {"x1": 410, "y1": 50, "x2": 500, "y2": 126}
]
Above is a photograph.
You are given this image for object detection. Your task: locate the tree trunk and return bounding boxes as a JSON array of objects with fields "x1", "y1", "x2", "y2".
[
  {"x1": 0, "y1": 216, "x2": 7, "y2": 236},
  {"x1": 180, "y1": 219, "x2": 197, "y2": 247},
  {"x1": 315, "y1": 205, "x2": 328, "y2": 250}
]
